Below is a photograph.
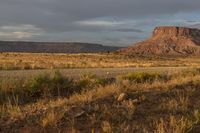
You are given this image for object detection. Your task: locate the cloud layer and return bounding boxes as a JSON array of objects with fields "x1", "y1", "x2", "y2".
[{"x1": 0, "y1": 0, "x2": 200, "y2": 46}]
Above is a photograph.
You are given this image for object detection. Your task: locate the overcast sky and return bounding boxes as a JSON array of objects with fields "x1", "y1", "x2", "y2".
[{"x1": 0, "y1": 0, "x2": 200, "y2": 46}]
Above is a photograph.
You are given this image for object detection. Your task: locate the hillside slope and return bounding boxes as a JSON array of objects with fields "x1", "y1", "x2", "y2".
[
  {"x1": 0, "y1": 41, "x2": 120, "y2": 53},
  {"x1": 119, "y1": 26, "x2": 200, "y2": 56}
]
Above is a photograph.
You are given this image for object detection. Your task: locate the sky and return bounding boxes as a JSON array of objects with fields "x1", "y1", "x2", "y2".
[{"x1": 0, "y1": 0, "x2": 200, "y2": 46}]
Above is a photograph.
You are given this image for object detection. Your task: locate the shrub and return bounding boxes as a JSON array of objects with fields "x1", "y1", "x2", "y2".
[
  {"x1": 40, "y1": 109, "x2": 65, "y2": 127},
  {"x1": 117, "y1": 72, "x2": 169, "y2": 83},
  {"x1": 77, "y1": 73, "x2": 97, "y2": 89},
  {"x1": 95, "y1": 78, "x2": 115, "y2": 86},
  {"x1": 0, "y1": 71, "x2": 115, "y2": 104},
  {"x1": 181, "y1": 68, "x2": 200, "y2": 77},
  {"x1": 0, "y1": 78, "x2": 23, "y2": 104},
  {"x1": 26, "y1": 70, "x2": 74, "y2": 98},
  {"x1": 77, "y1": 73, "x2": 115, "y2": 89}
]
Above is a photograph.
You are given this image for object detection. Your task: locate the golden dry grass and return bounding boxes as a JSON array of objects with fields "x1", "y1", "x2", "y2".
[
  {"x1": 1, "y1": 69, "x2": 200, "y2": 132},
  {"x1": 1, "y1": 52, "x2": 200, "y2": 70},
  {"x1": 1, "y1": 52, "x2": 200, "y2": 133}
]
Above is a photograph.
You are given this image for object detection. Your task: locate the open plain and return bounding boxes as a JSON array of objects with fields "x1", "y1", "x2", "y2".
[
  {"x1": 1, "y1": 52, "x2": 200, "y2": 133},
  {"x1": 1, "y1": 53, "x2": 200, "y2": 70}
]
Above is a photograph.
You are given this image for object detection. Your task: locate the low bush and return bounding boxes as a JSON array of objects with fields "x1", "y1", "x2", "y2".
[
  {"x1": 181, "y1": 68, "x2": 200, "y2": 77},
  {"x1": 0, "y1": 70, "x2": 78, "y2": 104},
  {"x1": 77, "y1": 73, "x2": 97, "y2": 89},
  {"x1": 26, "y1": 70, "x2": 75, "y2": 98},
  {"x1": 0, "y1": 71, "x2": 116, "y2": 105},
  {"x1": 95, "y1": 78, "x2": 115, "y2": 86},
  {"x1": 0, "y1": 78, "x2": 23, "y2": 104},
  {"x1": 117, "y1": 72, "x2": 170, "y2": 83},
  {"x1": 77, "y1": 73, "x2": 115, "y2": 89}
]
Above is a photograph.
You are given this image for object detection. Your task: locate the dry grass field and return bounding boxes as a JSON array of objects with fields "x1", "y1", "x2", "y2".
[
  {"x1": 1, "y1": 52, "x2": 200, "y2": 70},
  {"x1": 1, "y1": 68, "x2": 200, "y2": 132},
  {"x1": 1, "y1": 52, "x2": 200, "y2": 133}
]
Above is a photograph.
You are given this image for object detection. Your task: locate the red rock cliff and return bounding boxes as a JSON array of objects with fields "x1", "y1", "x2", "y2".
[
  {"x1": 152, "y1": 26, "x2": 200, "y2": 42},
  {"x1": 119, "y1": 26, "x2": 200, "y2": 56}
]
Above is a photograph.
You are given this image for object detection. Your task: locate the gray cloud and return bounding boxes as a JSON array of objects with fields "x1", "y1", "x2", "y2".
[
  {"x1": 190, "y1": 24, "x2": 200, "y2": 29},
  {"x1": 1, "y1": 0, "x2": 200, "y2": 31},
  {"x1": 114, "y1": 29, "x2": 143, "y2": 33},
  {"x1": 0, "y1": 0, "x2": 199, "y2": 45}
]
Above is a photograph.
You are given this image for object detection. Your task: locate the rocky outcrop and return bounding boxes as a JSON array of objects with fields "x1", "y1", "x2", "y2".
[{"x1": 119, "y1": 26, "x2": 200, "y2": 56}]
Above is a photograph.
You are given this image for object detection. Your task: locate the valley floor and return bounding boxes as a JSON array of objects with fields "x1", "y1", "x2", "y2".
[
  {"x1": 1, "y1": 52, "x2": 200, "y2": 70},
  {"x1": 1, "y1": 67, "x2": 200, "y2": 132},
  {"x1": 1, "y1": 52, "x2": 200, "y2": 132}
]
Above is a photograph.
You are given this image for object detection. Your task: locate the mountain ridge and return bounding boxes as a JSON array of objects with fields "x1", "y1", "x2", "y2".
[{"x1": 0, "y1": 41, "x2": 121, "y2": 53}]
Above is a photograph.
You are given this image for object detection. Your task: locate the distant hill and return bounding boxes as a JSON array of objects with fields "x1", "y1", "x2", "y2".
[
  {"x1": 0, "y1": 41, "x2": 121, "y2": 53},
  {"x1": 119, "y1": 26, "x2": 200, "y2": 56}
]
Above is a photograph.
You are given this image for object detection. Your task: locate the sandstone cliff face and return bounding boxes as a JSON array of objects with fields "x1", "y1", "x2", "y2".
[{"x1": 120, "y1": 26, "x2": 200, "y2": 56}]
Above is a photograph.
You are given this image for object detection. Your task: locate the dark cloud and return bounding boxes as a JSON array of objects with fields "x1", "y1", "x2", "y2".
[
  {"x1": 0, "y1": 0, "x2": 200, "y2": 31},
  {"x1": 114, "y1": 29, "x2": 143, "y2": 33},
  {"x1": 0, "y1": 0, "x2": 199, "y2": 45}
]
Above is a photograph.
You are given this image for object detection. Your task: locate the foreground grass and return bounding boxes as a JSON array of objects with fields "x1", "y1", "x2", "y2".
[
  {"x1": 1, "y1": 69, "x2": 200, "y2": 132},
  {"x1": 1, "y1": 52, "x2": 200, "y2": 70}
]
